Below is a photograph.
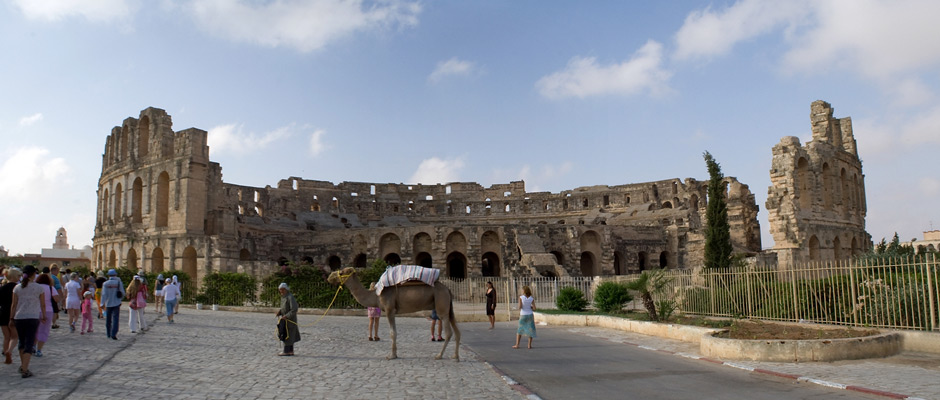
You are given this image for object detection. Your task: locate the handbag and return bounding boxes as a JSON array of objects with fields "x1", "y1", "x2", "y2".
[
  {"x1": 50, "y1": 287, "x2": 60, "y2": 313},
  {"x1": 277, "y1": 319, "x2": 288, "y2": 341}
]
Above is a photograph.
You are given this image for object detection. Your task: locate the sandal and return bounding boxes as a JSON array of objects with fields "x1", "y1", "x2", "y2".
[
  {"x1": 22, "y1": 369, "x2": 33, "y2": 378},
  {"x1": 368, "y1": 337, "x2": 374, "y2": 341},
  {"x1": 374, "y1": 337, "x2": 380, "y2": 341}
]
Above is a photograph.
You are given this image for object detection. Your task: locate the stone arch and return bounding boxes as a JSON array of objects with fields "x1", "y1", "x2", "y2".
[
  {"x1": 551, "y1": 251, "x2": 565, "y2": 266},
  {"x1": 384, "y1": 253, "x2": 401, "y2": 266},
  {"x1": 114, "y1": 182, "x2": 123, "y2": 221},
  {"x1": 102, "y1": 188, "x2": 110, "y2": 224},
  {"x1": 138, "y1": 115, "x2": 150, "y2": 158},
  {"x1": 808, "y1": 235, "x2": 820, "y2": 262},
  {"x1": 851, "y1": 237, "x2": 859, "y2": 256},
  {"x1": 840, "y1": 168, "x2": 849, "y2": 216},
  {"x1": 415, "y1": 252, "x2": 432, "y2": 268},
  {"x1": 579, "y1": 252, "x2": 596, "y2": 276},
  {"x1": 120, "y1": 125, "x2": 129, "y2": 161},
  {"x1": 239, "y1": 248, "x2": 251, "y2": 261},
  {"x1": 446, "y1": 252, "x2": 467, "y2": 279},
  {"x1": 579, "y1": 230, "x2": 601, "y2": 276},
  {"x1": 481, "y1": 252, "x2": 500, "y2": 277},
  {"x1": 659, "y1": 251, "x2": 669, "y2": 268},
  {"x1": 833, "y1": 235, "x2": 842, "y2": 261},
  {"x1": 379, "y1": 233, "x2": 401, "y2": 263},
  {"x1": 354, "y1": 253, "x2": 368, "y2": 268},
  {"x1": 446, "y1": 231, "x2": 468, "y2": 254},
  {"x1": 614, "y1": 251, "x2": 624, "y2": 275},
  {"x1": 132, "y1": 177, "x2": 143, "y2": 223},
  {"x1": 156, "y1": 171, "x2": 169, "y2": 227},
  {"x1": 690, "y1": 194, "x2": 699, "y2": 210},
  {"x1": 182, "y1": 246, "x2": 198, "y2": 282},
  {"x1": 127, "y1": 247, "x2": 138, "y2": 270},
  {"x1": 328, "y1": 255, "x2": 342, "y2": 270},
  {"x1": 797, "y1": 157, "x2": 811, "y2": 210},
  {"x1": 661, "y1": 201, "x2": 673, "y2": 209},
  {"x1": 413, "y1": 232, "x2": 433, "y2": 259},
  {"x1": 638, "y1": 251, "x2": 648, "y2": 270},
  {"x1": 109, "y1": 249, "x2": 117, "y2": 268},
  {"x1": 97, "y1": 252, "x2": 103, "y2": 270},
  {"x1": 151, "y1": 247, "x2": 164, "y2": 273}
]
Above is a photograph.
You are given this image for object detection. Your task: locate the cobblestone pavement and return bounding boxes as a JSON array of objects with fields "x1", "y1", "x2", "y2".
[
  {"x1": 2, "y1": 308, "x2": 522, "y2": 400},
  {"x1": 567, "y1": 326, "x2": 940, "y2": 400}
]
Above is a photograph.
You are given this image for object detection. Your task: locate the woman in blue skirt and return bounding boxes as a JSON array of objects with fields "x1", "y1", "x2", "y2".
[{"x1": 513, "y1": 285, "x2": 536, "y2": 349}]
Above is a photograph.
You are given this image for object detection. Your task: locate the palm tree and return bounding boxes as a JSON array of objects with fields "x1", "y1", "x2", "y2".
[{"x1": 625, "y1": 269, "x2": 672, "y2": 322}]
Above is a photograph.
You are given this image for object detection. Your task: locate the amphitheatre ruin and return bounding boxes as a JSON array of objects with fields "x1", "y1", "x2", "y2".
[{"x1": 92, "y1": 100, "x2": 869, "y2": 284}]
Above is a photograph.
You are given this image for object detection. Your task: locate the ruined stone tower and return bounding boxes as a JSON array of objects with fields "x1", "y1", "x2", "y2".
[
  {"x1": 766, "y1": 100, "x2": 870, "y2": 266},
  {"x1": 93, "y1": 107, "x2": 763, "y2": 285}
]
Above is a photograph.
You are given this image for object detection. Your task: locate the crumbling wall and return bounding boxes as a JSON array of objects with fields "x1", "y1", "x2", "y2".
[{"x1": 766, "y1": 100, "x2": 870, "y2": 266}]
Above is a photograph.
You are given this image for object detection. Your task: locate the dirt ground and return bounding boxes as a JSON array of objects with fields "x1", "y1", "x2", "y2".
[{"x1": 716, "y1": 320, "x2": 881, "y2": 340}]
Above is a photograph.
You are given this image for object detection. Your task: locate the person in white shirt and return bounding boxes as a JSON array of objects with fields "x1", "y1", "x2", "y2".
[
  {"x1": 64, "y1": 273, "x2": 83, "y2": 333},
  {"x1": 162, "y1": 278, "x2": 181, "y2": 324}
]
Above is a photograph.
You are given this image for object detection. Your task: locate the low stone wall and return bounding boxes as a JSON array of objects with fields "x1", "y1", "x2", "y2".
[
  {"x1": 900, "y1": 330, "x2": 940, "y2": 353},
  {"x1": 700, "y1": 332, "x2": 902, "y2": 362},
  {"x1": 533, "y1": 312, "x2": 721, "y2": 343}
]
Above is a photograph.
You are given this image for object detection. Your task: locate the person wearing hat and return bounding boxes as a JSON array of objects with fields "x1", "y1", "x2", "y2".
[
  {"x1": 161, "y1": 277, "x2": 181, "y2": 324},
  {"x1": 99, "y1": 269, "x2": 125, "y2": 340},
  {"x1": 275, "y1": 282, "x2": 300, "y2": 356},
  {"x1": 80, "y1": 290, "x2": 94, "y2": 334},
  {"x1": 126, "y1": 275, "x2": 148, "y2": 333},
  {"x1": 94, "y1": 270, "x2": 107, "y2": 319},
  {"x1": 154, "y1": 274, "x2": 165, "y2": 315}
]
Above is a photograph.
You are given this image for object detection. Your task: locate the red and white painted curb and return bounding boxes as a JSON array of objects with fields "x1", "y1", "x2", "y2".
[{"x1": 618, "y1": 340, "x2": 924, "y2": 400}]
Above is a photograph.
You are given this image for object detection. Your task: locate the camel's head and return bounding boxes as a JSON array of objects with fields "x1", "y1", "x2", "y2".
[{"x1": 327, "y1": 267, "x2": 357, "y2": 285}]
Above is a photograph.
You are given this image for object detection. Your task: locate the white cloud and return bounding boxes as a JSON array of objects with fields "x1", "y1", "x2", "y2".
[
  {"x1": 782, "y1": 0, "x2": 940, "y2": 79},
  {"x1": 428, "y1": 57, "x2": 475, "y2": 83},
  {"x1": 920, "y1": 177, "x2": 940, "y2": 196},
  {"x1": 855, "y1": 105, "x2": 940, "y2": 159},
  {"x1": 0, "y1": 147, "x2": 69, "y2": 199},
  {"x1": 184, "y1": 0, "x2": 421, "y2": 53},
  {"x1": 309, "y1": 129, "x2": 328, "y2": 156},
  {"x1": 409, "y1": 156, "x2": 465, "y2": 184},
  {"x1": 207, "y1": 123, "x2": 292, "y2": 155},
  {"x1": 673, "y1": 0, "x2": 807, "y2": 61},
  {"x1": 492, "y1": 162, "x2": 573, "y2": 192},
  {"x1": 536, "y1": 40, "x2": 672, "y2": 99},
  {"x1": 19, "y1": 113, "x2": 44, "y2": 126},
  {"x1": 12, "y1": 0, "x2": 136, "y2": 22},
  {"x1": 887, "y1": 78, "x2": 934, "y2": 107}
]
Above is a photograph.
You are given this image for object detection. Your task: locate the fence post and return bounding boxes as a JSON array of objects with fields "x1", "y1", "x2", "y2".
[
  {"x1": 849, "y1": 259, "x2": 859, "y2": 326},
  {"x1": 789, "y1": 264, "x2": 799, "y2": 322},
  {"x1": 708, "y1": 271, "x2": 716, "y2": 316},
  {"x1": 926, "y1": 254, "x2": 938, "y2": 331},
  {"x1": 745, "y1": 266, "x2": 753, "y2": 318}
]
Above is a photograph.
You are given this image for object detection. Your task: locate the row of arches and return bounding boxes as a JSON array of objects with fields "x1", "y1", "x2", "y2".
[
  {"x1": 105, "y1": 115, "x2": 157, "y2": 167},
  {"x1": 100, "y1": 171, "x2": 170, "y2": 228},
  {"x1": 97, "y1": 245, "x2": 197, "y2": 280},
  {"x1": 806, "y1": 234, "x2": 864, "y2": 262},
  {"x1": 796, "y1": 158, "x2": 863, "y2": 215}
]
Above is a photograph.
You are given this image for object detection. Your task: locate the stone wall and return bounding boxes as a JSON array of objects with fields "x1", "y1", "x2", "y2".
[
  {"x1": 765, "y1": 100, "x2": 871, "y2": 266},
  {"x1": 93, "y1": 107, "x2": 763, "y2": 285}
]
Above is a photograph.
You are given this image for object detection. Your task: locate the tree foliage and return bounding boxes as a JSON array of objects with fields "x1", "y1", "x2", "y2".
[
  {"x1": 593, "y1": 281, "x2": 633, "y2": 313},
  {"x1": 625, "y1": 269, "x2": 673, "y2": 322},
  {"x1": 556, "y1": 287, "x2": 588, "y2": 311},
  {"x1": 703, "y1": 151, "x2": 733, "y2": 269}
]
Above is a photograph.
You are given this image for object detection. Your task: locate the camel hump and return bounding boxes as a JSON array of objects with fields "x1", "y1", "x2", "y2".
[{"x1": 374, "y1": 265, "x2": 440, "y2": 295}]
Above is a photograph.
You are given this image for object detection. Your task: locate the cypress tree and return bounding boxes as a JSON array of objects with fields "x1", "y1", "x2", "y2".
[{"x1": 703, "y1": 151, "x2": 733, "y2": 269}]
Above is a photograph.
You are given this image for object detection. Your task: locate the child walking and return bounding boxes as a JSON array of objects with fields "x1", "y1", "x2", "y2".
[
  {"x1": 80, "y1": 291, "x2": 94, "y2": 334},
  {"x1": 367, "y1": 306, "x2": 381, "y2": 341}
]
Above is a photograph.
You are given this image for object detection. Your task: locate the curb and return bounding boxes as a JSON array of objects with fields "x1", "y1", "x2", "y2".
[
  {"x1": 460, "y1": 345, "x2": 542, "y2": 400},
  {"x1": 613, "y1": 338, "x2": 921, "y2": 400}
]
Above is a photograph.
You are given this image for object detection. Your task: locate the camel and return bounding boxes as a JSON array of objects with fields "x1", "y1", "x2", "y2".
[{"x1": 328, "y1": 267, "x2": 461, "y2": 361}]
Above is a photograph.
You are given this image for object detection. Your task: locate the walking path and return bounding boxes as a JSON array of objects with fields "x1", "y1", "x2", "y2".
[
  {"x1": 4, "y1": 308, "x2": 938, "y2": 399},
  {"x1": 2, "y1": 309, "x2": 520, "y2": 400}
]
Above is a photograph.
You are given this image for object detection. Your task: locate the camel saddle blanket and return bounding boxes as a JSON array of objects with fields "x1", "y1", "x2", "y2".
[{"x1": 374, "y1": 265, "x2": 440, "y2": 295}]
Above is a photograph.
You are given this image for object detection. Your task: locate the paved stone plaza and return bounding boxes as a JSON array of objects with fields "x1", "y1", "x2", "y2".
[{"x1": 2, "y1": 309, "x2": 521, "y2": 400}]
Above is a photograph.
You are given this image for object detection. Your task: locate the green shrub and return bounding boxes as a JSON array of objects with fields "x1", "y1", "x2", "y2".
[
  {"x1": 556, "y1": 286, "x2": 588, "y2": 311},
  {"x1": 593, "y1": 281, "x2": 633, "y2": 313},
  {"x1": 197, "y1": 272, "x2": 256, "y2": 306}
]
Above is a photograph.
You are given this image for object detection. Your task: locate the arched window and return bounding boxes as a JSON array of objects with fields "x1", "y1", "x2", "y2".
[
  {"x1": 182, "y1": 246, "x2": 198, "y2": 281},
  {"x1": 132, "y1": 177, "x2": 143, "y2": 223},
  {"x1": 239, "y1": 248, "x2": 251, "y2": 261},
  {"x1": 156, "y1": 172, "x2": 169, "y2": 227},
  {"x1": 151, "y1": 248, "x2": 164, "y2": 273},
  {"x1": 114, "y1": 183, "x2": 123, "y2": 221},
  {"x1": 127, "y1": 248, "x2": 138, "y2": 270},
  {"x1": 808, "y1": 235, "x2": 820, "y2": 262},
  {"x1": 797, "y1": 157, "x2": 811, "y2": 210}
]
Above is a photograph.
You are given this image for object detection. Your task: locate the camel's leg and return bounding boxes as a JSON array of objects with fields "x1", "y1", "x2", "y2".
[
  {"x1": 386, "y1": 312, "x2": 398, "y2": 360},
  {"x1": 449, "y1": 305, "x2": 461, "y2": 361},
  {"x1": 435, "y1": 306, "x2": 448, "y2": 360}
]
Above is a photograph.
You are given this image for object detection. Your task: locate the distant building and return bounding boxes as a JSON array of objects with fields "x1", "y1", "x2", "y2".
[
  {"x1": 907, "y1": 230, "x2": 940, "y2": 254},
  {"x1": 19, "y1": 227, "x2": 93, "y2": 270}
]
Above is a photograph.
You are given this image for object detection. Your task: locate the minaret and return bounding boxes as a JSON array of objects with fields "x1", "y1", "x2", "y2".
[{"x1": 53, "y1": 227, "x2": 69, "y2": 249}]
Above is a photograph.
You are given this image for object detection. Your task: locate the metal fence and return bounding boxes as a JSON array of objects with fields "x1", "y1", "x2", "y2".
[{"x1": 171, "y1": 254, "x2": 939, "y2": 331}]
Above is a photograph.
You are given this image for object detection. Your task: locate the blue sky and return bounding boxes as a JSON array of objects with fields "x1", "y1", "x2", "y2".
[{"x1": 2, "y1": 0, "x2": 939, "y2": 255}]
